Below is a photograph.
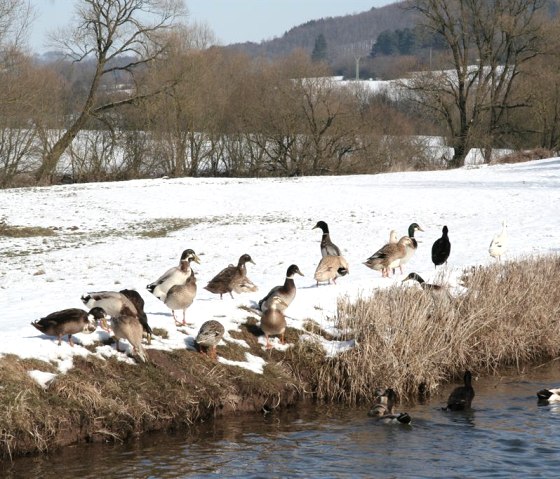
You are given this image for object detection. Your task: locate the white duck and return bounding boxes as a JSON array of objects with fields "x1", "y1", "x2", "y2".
[{"x1": 489, "y1": 220, "x2": 508, "y2": 261}]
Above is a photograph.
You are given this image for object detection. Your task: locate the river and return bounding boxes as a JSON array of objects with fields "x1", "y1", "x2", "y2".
[{"x1": 3, "y1": 365, "x2": 560, "y2": 478}]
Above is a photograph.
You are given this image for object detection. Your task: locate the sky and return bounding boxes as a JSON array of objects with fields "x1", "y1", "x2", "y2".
[{"x1": 28, "y1": 0, "x2": 395, "y2": 53}]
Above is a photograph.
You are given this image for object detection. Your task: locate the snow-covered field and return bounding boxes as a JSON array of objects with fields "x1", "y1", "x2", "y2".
[{"x1": 1, "y1": 158, "x2": 559, "y2": 384}]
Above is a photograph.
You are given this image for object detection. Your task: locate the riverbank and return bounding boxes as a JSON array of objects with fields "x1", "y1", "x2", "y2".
[{"x1": 3, "y1": 256, "x2": 559, "y2": 459}]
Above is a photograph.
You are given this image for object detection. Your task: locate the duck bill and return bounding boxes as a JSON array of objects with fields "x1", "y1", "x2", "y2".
[{"x1": 193, "y1": 254, "x2": 201, "y2": 264}]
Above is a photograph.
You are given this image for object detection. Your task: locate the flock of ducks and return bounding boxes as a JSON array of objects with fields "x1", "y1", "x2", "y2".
[{"x1": 30, "y1": 217, "x2": 541, "y2": 419}]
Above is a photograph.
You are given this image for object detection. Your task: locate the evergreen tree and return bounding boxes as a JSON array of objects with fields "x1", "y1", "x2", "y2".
[{"x1": 311, "y1": 33, "x2": 328, "y2": 62}]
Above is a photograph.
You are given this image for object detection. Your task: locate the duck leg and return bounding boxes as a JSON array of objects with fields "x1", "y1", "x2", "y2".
[
  {"x1": 57, "y1": 335, "x2": 62, "y2": 346},
  {"x1": 68, "y1": 334, "x2": 74, "y2": 347},
  {"x1": 265, "y1": 334, "x2": 273, "y2": 350}
]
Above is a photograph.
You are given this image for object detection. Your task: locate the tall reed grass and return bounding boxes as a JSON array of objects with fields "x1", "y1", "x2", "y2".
[{"x1": 289, "y1": 255, "x2": 560, "y2": 405}]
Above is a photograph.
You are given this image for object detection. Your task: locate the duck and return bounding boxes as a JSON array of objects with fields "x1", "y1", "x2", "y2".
[
  {"x1": 443, "y1": 370, "x2": 475, "y2": 411},
  {"x1": 363, "y1": 236, "x2": 414, "y2": 278},
  {"x1": 402, "y1": 272, "x2": 448, "y2": 293},
  {"x1": 81, "y1": 290, "x2": 152, "y2": 343},
  {"x1": 31, "y1": 307, "x2": 108, "y2": 346},
  {"x1": 397, "y1": 223, "x2": 424, "y2": 272},
  {"x1": 110, "y1": 314, "x2": 148, "y2": 362},
  {"x1": 314, "y1": 255, "x2": 349, "y2": 286},
  {"x1": 432, "y1": 225, "x2": 451, "y2": 267},
  {"x1": 164, "y1": 270, "x2": 197, "y2": 326},
  {"x1": 313, "y1": 220, "x2": 342, "y2": 257},
  {"x1": 205, "y1": 253, "x2": 258, "y2": 299},
  {"x1": 147, "y1": 249, "x2": 200, "y2": 300},
  {"x1": 537, "y1": 388, "x2": 560, "y2": 403},
  {"x1": 402, "y1": 272, "x2": 452, "y2": 305},
  {"x1": 489, "y1": 220, "x2": 508, "y2": 261},
  {"x1": 367, "y1": 388, "x2": 411, "y2": 424},
  {"x1": 195, "y1": 320, "x2": 225, "y2": 360},
  {"x1": 260, "y1": 296, "x2": 288, "y2": 349},
  {"x1": 119, "y1": 289, "x2": 152, "y2": 343},
  {"x1": 258, "y1": 264, "x2": 304, "y2": 312}
]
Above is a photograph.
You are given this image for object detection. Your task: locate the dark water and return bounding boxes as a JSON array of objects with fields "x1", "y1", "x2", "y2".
[{"x1": 3, "y1": 365, "x2": 560, "y2": 478}]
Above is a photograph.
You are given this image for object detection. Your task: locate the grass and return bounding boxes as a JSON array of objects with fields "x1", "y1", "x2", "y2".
[
  {"x1": 288, "y1": 255, "x2": 560, "y2": 405},
  {"x1": 3, "y1": 255, "x2": 560, "y2": 458},
  {"x1": 0, "y1": 217, "x2": 55, "y2": 238}
]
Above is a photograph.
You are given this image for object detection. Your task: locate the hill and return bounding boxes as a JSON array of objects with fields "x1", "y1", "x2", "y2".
[{"x1": 226, "y1": 2, "x2": 418, "y2": 62}]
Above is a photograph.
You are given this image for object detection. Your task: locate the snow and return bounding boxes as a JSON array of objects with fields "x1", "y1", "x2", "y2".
[{"x1": 1, "y1": 157, "x2": 559, "y2": 378}]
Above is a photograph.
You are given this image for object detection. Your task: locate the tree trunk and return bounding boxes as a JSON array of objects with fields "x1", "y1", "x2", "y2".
[{"x1": 35, "y1": 61, "x2": 105, "y2": 185}]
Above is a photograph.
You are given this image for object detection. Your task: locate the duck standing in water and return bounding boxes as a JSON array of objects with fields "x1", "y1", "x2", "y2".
[
  {"x1": 31, "y1": 307, "x2": 108, "y2": 346},
  {"x1": 259, "y1": 264, "x2": 304, "y2": 311},
  {"x1": 431, "y1": 225, "x2": 451, "y2": 268},
  {"x1": 205, "y1": 254, "x2": 258, "y2": 299}
]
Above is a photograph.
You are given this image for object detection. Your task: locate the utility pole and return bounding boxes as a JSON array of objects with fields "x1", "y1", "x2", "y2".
[{"x1": 354, "y1": 55, "x2": 361, "y2": 81}]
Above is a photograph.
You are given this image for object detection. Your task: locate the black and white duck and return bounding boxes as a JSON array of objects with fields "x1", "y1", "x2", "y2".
[
  {"x1": 81, "y1": 290, "x2": 152, "y2": 343},
  {"x1": 31, "y1": 307, "x2": 108, "y2": 346},
  {"x1": 537, "y1": 388, "x2": 560, "y2": 404},
  {"x1": 259, "y1": 264, "x2": 304, "y2": 312},
  {"x1": 147, "y1": 249, "x2": 200, "y2": 300},
  {"x1": 205, "y1": 254, "x2": 258, "y2": 299}
]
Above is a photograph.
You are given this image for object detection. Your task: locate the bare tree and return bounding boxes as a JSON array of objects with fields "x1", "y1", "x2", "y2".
[
  {"x1": 0, "y1": 0, "x2": 32, "y2": 51},
  {"x1": 406, "y1": 0, "x2": 546, "y2": 167},
  {"x1": 34, "y1": 0, "x2": 186, "y2": 184}
]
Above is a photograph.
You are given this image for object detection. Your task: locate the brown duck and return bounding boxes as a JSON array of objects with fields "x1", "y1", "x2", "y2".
[
  {"x1": 260, "y1": 296, "x2": 288, "y2": 349},
  {"x1": 31, "y1": 307, "x2": 108, "y2": 346},
  {"x1": 205, "y1": 254, "x2": 258, "y2": 299}
]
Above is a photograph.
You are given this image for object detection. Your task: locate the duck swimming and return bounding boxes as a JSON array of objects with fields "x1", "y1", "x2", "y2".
[{"x1": 443, "y1": 370, "x2": 475, "y2": 411}]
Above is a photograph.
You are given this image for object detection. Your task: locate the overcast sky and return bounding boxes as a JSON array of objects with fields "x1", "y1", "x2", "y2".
[{"x1": 28, "y1": 0, "x2": 395, "y2": 53}]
